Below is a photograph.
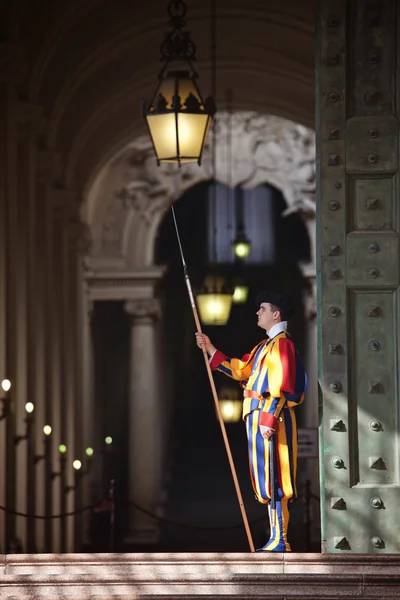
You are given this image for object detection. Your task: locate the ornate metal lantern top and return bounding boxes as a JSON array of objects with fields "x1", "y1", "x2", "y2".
[{"x1": 143, "y1": 0, "x2": 216, "y2": 166}]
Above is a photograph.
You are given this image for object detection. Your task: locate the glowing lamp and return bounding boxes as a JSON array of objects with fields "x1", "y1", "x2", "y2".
[
  {"x1": 73, "y1": 460, "x2": 82, "y2": 471},
  {"x1": 233, "y1": 232, "x2": 251, "y2": 259},
  {"x1": 59, "y1": 444, "x2": 67, "y2": 454},
  {"x1": 85, "y1": 447, "x2": 94, "y2": 457},
  {"x1": 219, "y1": 400, "x2": 243, "y2": 423},
  {"x1": 217, "y1": 386, "x2": 242, "y2": 423},
  {"x1": 143, "y1": 1, "x2": 216, "y2": 166},
  {"x1": 144, "y1": 71, "x2": 214, "y2": 166},
  {"x1": 105, "y1": 436, "x2": 113, "y2": 445},
  {"x1": 196, "y1": 275, "x2": 233, "y2": 326},
  {"x1": 43, "y1": 425, "x2": 52, "y2": 436},
  {"x1": 232, "y1": 285, "x2": 249, "y2": 304},
  {"x1": 197, "y1": 293, "x2": 233, "y2": 326},
  {"x1": 25, "y1": 402, "x2": 34, "y2": 414},
  {"x1": 1, "y1": 379, "x2": 11, "y2": 392}
]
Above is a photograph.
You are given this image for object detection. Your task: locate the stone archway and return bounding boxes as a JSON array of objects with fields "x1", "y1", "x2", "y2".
[
  {"x1": 85, "y1": 112, "x2": 316, "y2": 270},
  {"x1": 83, "y1": 111, "x2": 317, "y2": 544}
]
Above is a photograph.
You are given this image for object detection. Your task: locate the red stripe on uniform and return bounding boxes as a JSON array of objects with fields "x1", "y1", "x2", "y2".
[
  {"x1": 279, "y1": 338, "x2": 296, "y2": 394},
  {"x1": 210, "y1": 350, "x2": 228, "y2": 370}
]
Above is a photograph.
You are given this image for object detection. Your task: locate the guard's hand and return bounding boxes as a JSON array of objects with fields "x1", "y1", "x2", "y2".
[
  {"x1": 260, "y1": 425, "x2": 276, "y2": 439},
  {"x1": 195, "y1": 333, "x2": 216, "y2": 355}
]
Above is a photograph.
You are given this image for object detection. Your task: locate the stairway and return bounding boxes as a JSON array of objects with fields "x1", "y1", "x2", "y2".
[{"x1": 1, "y1": 552, "x2": 400, "y2": 598}]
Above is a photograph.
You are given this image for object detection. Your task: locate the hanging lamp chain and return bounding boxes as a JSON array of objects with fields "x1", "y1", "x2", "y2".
[{"x1": 160, "y1": 0, "x2": 197, "y2": 62}]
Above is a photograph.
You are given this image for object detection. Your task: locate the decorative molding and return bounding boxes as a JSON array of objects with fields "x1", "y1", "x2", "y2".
[
  {"x1": 85, "y1": 267, "x2": 166, "y2": 301},
  {"x1": 89, "y1": 278, "x2": 156, "y2": 288}
]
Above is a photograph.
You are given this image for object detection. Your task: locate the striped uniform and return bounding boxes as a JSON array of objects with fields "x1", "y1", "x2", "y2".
[{"x1": 211, "y1": 328, "x2": 306, "y2": 552}]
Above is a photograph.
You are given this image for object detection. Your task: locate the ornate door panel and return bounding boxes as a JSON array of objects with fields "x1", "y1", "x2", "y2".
[{"x1": 317, "y1": 0, "x2": 400, "y2": 553}]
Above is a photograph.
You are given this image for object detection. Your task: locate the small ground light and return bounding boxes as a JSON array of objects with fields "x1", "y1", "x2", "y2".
[
  {"x1": 105, "y1": 436, "x2": 112, "y2": 445},
  {"x1": 85, "y1": 447, "x2": 94, "y2": 457},
  {"x1": 1, "y1": 379, "x2": 11, "y2": 392},
  {"x1": 43, "y1": 425, "x2": 52, "y2": 436},
  {"x1": 59, "y1": 444, "x2": 67, "y2": 454},
  {"x1": 73, "y1": 460, "x2": 82, "y2": 470},
  {"x1": 25, "y1": 402, "x2": 34, "y2": 414}
]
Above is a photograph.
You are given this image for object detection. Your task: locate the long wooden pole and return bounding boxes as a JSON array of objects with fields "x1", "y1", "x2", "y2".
[{"x1": 171, "y1": 205, "x2": 255, "y2": 553}]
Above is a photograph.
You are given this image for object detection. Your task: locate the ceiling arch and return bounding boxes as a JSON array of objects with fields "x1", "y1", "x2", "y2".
[{"x1": 7, "y1": 0, "x2": 316, "y2": 194}]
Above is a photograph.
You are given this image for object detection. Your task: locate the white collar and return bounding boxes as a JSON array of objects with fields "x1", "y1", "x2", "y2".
[{"x1": 267, "y1": 321, "x2": 288, "y2": 339}]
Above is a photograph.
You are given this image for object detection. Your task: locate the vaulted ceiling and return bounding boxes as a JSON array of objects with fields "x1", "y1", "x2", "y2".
[{"x1": 5, "y1": 0, "x2": 316, "y2": 194}]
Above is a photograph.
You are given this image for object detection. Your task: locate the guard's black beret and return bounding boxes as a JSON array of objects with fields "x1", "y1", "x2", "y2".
[{"x1": 255, "y1": 290, "x2": 294, "y2": 319}]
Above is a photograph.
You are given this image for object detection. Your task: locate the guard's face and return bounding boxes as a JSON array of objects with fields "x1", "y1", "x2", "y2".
[{"x1": 256, "y1": 302, "x2": 280, "y2": 332}]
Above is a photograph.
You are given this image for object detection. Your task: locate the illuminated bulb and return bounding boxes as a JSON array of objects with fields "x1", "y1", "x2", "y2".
[
  {"x1": 219, "y1": 400, "x2": 242, "y2": 423},
  {"x1": 73, "y1": 460, "x2": 82, "y2": 470},
  {"x1": 1, "y1": 379, "x2": 11, "y2": 392},
  {"x1": 43, "y1": 425, "x2": 52, "y2": 436},
  {"x1": 233, "y1": 233, "x2": 251, "y2": 260},
  {"x1": 59, "y1": 444, "x2": 67, "y2": 454},
  {"x1": 85, "y1": 447, "x2": 94, "y2": 457},
  {"x1": 234, "y1": 242, "x2": 250, "y2": 259},
  {"x1": 105, "y1": 436, "x2": 112, "y2": 445},
  {"x1": 196, "y1": 293, "x2": 233, "y2": 326},
  {"x1": 232, "y1": 286, "x2": 249, "y2": 304},
  {"x1": 25, "y1": 402, "x2": 34, "y2": 414}
]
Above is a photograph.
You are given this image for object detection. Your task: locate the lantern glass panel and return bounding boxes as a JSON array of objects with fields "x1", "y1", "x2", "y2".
[{"x1": 197, "y1": 293, "x2": 232, "y2": 325}]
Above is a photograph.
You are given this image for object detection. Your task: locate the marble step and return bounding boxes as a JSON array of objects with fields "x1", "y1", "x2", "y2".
[{"x1": 1, "y1": 552, "x2": 400, "y2": 598}]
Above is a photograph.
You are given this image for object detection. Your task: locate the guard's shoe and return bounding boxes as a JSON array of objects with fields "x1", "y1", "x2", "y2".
[
  {"x1": 256, "y1": 542, "x2": 292, "y2": 552},
  {"x1": 256, "y1": 540, "x2": 291, "y2": 552}
]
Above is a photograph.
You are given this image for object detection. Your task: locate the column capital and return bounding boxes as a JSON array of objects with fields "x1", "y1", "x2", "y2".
[
  {"x1": 0, "y1": 43, "x2": 26, "y2": 84},
  {"x1": 124, "y1": 298, "x2": 161, "y2": 323}
]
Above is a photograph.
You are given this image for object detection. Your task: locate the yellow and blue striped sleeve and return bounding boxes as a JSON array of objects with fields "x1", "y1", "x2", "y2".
[{"x1": 210, "y1": 349, "x2": 255, "y2": 383}]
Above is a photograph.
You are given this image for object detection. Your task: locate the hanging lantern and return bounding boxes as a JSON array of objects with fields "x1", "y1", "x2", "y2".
[
  {"x1": 143, "y1": 1, "x2": 216, "y2": 166},
  {"x1": 233, "y1": 231, "x2": 251, "y2": 260},
  {"x1": 217, "y1": 386, "x2": 242, "y2": 423},
  {"x1": 232, "y1": 284, "x2": 249, "y2": 304},
  {"x1": 196, "y1": 275, "x2": 233, "y2": 326}
]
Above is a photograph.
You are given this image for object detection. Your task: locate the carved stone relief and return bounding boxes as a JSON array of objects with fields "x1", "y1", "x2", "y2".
[{"x1": 87, "y1": 112, "x2": 316, "y2": 268}]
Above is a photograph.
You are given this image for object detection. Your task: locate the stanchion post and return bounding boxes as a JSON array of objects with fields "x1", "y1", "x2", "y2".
[
  {"x1": 109, "y1": 479, "x2": 115, "y2": 552},
  {"x1": 1, "y1": 380, "x2": 16, "y2": 551},
  {"x1": 42, "y1": 427, "x2": 53, "y2": 552},
  {"x1": 60, "y1": 452, "x2": 67, "y2": 552},
  {"x1": 25, "y1": 408, "x2": 35, "y2": 552}
]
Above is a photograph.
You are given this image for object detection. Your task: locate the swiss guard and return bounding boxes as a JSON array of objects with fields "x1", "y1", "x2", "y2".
[{"x1": 196, "y1": 290, "x2": 307, "y2": 552}]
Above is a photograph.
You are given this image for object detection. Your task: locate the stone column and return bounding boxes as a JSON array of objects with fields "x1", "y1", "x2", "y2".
[
  {"x1": 80, "y1": 285, "x2": 94, "y2": 547},
  {"x1": 67, "y1": 212, "x2": 89, "y2": 551},
  {"x1": 124, "y1": 297, "x2": 162, "y2": 545},
  {"x1": 61, "y1": 193, "x2": 80, "y2": 553},
  {"x1": 38, "y1": 151, "x2": 57, "y2": 552},
  {"x1": 16, "y1": 103, "x2": 43, "y2": 553},
  {"x1": 0, "y1": 42, "x2": 26, "y2": 553},
  {"x1": 51, "y1": 189, "x2": 77, "y2": 552}
]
